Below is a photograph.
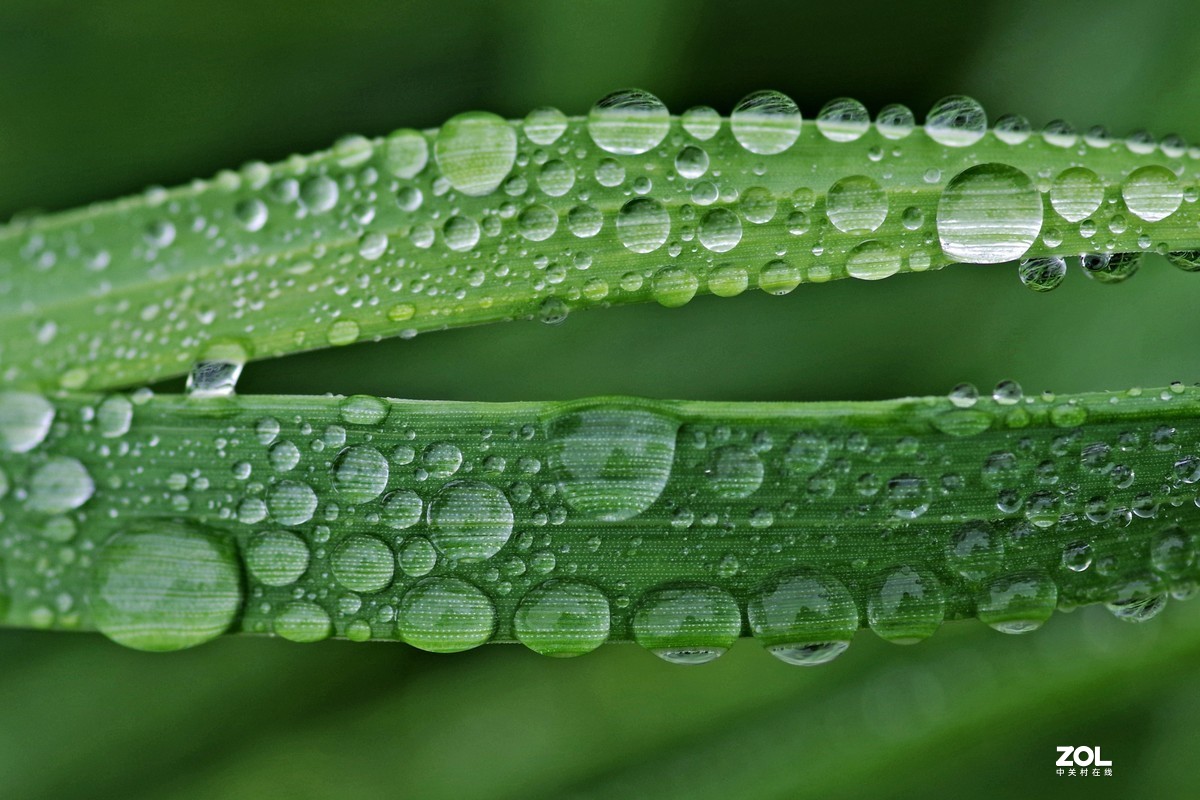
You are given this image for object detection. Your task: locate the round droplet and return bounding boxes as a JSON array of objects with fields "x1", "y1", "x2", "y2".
[
  {"x1": 28, "y1": 456, "x2": 94, "y2": 514},
  {"x1": 234, "y1": 198, "x2": 268, "y2": 232},
  {"x1": 434, "y1": 111, "x2": 517, "y2": 196},
  {"x1": 709, "y1": 264, "x2": 749, "y2": 297},
  {"x1": 674, "y1": 145, "x2": 709, "y2": 179},
  {"x1": 382, "y1": 129, "x2": 429, "y2": 178},
  {"x1": 698, "y1": 208, "x2": 742, "y2": 252},
  {"x1": 994, "y1": 113, "x2": 1032, "y2": 145},
  {"x1": 731, "y1": 90, "x2": 802, "y2": 155},
  {"x1": 748, "y1": 569, "x2": 859, "y2": 666},
  {"x1": 587, "y1": 89, "x2": 669, "y2": 155},
  {"x1": 300, "y1": 175, "x2": 338, "y2": 213},
  {"x1": 937, "y1": 163, "x2": 1043, "y2": 263},
  {"x1": 339, "y1": 395, "x2": 389, "y2": 426},
  {"x1": 1150, "y1": 524, "x2": 1195, "y2": 578},
  {"x1": 443, "y1": 215, "x2": 481, "y2": 252},
  {"x1": 0, "y1": 391, "x2": 54, "y2": 453},
  {"x1": 650, "y1": 266, "x2": 699, "y2": 307},
  {"x1": 875, "y1": 104, "x2": 914, "y2": 139},
  {"x1": 885, "y1": 474, "x2": 931, "y2": 519},
  {"x1": 1061, "y1": 541, "x2": 1093, "y2": 572},
  {"x1": 976, "y1": 569, "x2": 1057, "y2": 634},
  {"x1": 517, "y1": 203, "x2": 559, "y2": 241},
  {"x1": 1080, "y1": 252, "x2": 1141, "y2": 284},
  {"x1": 96, "y1": 395, "x2": 133, "y2": 438},
  {"x1": 381, "y1": 490, "x2": 423, "y2": 530},
  {"x1": 924, "y1": 95, "x2": 987, "y2": 147},
  {"x1": 537, "y1": 160, "x2": 575, "y2": 196},
  {"x1": 1166, "y1": 250, "x2": 1200, "y2": 272},
  {"x1": 330, "y1": 534, "x2": 394, "y2": 592},
  {"x1": 1018, "y1": 256, "x2": 1067, "y2": 292},
  {"x1": 274, "y1": 602, "x2": 332, "y2": 643},
  {"x1": 706, "y1": 445, "x2": 764, "y2": 499},
  {"x1": 567, "y1": 204, "x2": 603, "y2": 238},
  {"x1": 547, "y1": 407, "x2": 677, "y2": 521},
  {"x1": 867, "y1": 564, "x2": 945, "y2": 644},
  {"x1": 268, "y1": 480, "x2": 318, "y2": 526},
  {"x1": 1106, "y1": 575, "x2": 1168, "y2": 623},
  {"x1": 949, "y1": 383, "x2": 979, "y2": 408},
  {"x1": 946, "y1": 520, "x2": 1003, "y2": 581},
  {"x1": 681, "y1": 105, "x2": 721, "y2": 140},
  {"x1": 739, "y1": 186, "x2": 777, "y2": 224},
  {"x1": 244, "y1": 530, "x2": 310, "y2": 586},
  {"x1": 427, "y1": 480, "x2": 514, "y2": 561},
  {"x1": 514, "y1": 579, "x2": 611, "y2": 657},
  {"x1": 616, "y1": 198, "x2": 670, "y2": 253},
  {"x1": 846, "y1": 240, "x2": 901, "y2": 281},
  {"x1": 399, "y1": 536, "x2": 438, "y2": 577},
  {"x1": 91, "y1": 523, "x2": 242, "y2": 652},
  {"x1": 759, "y1": 259, "x2": 802, "y2": 293},
  {"x1": 331, "y1": 445, "x2": 389, "y2": 504},
  {"x1": 632, "y1": 585, "x2": 742, "y2": 664},
  {"x1": 523, "y1": 107, "x2": 568, "y2": 145},
  {"x1": 1050, "y1": 167, "x2": 1103, "y2": 223},
  {"x1": 826, "y1": 175, "x2": 887, "y2": 233},
  {"x1": 816, "y1": 97, "x2": 869, "y2": 142},
  {"x1": 397, "y1": 577, "x2": 496, "y2": 653},
  {"x1": 1122, "y1": 165, "x2": 1182, "y2": 222}
]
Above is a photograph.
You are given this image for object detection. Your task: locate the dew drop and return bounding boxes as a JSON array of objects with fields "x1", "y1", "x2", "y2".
[
  {"x1": 616, "y1": 197, "x2": 670, "y2": 253},
  {"x1": 397, "y1": 577, "x2": 496, "y2": 652},
  {"x1": 244, "y1": 530, "x2": 310, "y2": 586},
  {"x1": 28, "y1": 456, "x2": 94, "y2": 514},
  {"x1": 937, "y1": 163, "x2": 1042, "y2": 263},
  {"x1": 816, "y1": 97, "x2": 869, "y2": 142},
  {"x1": 632, "y1": 585, "x2": 741, "y2": 664},
  {"x1": 522, "y1": 106, "x2": 568, "y2": 145},
  {"x1": 546, "y1": 407, "x2": 677, "y2": 521},
  {"x1": 331, "y1": 534, "x2": 394, "y2": 592},
  {"x1": 91, "y1": 522, "x2": 243, "y2": 652},
  {"x1": 274, "y1": 602, "x2": 332, "y2": 643},
  {"x1": 382, "y1": 128, "x2": 429, "y2": 178},
  {"x1": 876, "y1": 104, "x2": 914, "y2": 139},
  {"x1": 748, "y1": 569, "x2": 859, "y2": 666},
  {"x1": 698, "y1": 207, "x2": 742, "y2": 252},
  {"x1": 1018, "y1": 256, "x2": 1067, "y2": 292},
  {"x1": 299, "y1": 175, "x2": 338, "y2": 213},
  {"x1": 330, "y1": 445, "x2": 389, "y2": 504},
  {"x1": 826, "y1": 175, "x2": 887, "y2": 233},
  {"x1": 1122, "y1": 165, "x2": 1182, "y2": 222},
  {"x1": 650, "y1": 266, "x2": 699, "y2": 307},
  {"x1": 924, "y1": 95, "x2": 987, "y2": 147},
  {"x1": 268, "y1": 480, "x2": 318, "y2": 526},
  {"x1": 867, "y1": 564, "x2": 945, "y2": 644},
  {"x1": 434, "y1": 111, "x2": 517, "y2": 196},
  {"x1": 681, "y1": 105, "x2": 721, "y2": 140},
  {"x1": 845, "y1": 240, "x2": 901, "y2": 281},
  {"x1": 514, "y1": 579, "x2": 611, "y2": 657},
  {"x1": 427, "y1": 480, "x2": 514, "y2": 561},
  {"x1": 731, "y1": 90, "x2": 802, "y2": 155},
  {"x1": 587, "y1": 89, "x2": 669, "y2": 155},
  {"x1": 0, "y1": 391, "x2": 54, "y2": 453},
  {"x1": 1050, "y1": 167, "x2": 1103, "y2": 223}
]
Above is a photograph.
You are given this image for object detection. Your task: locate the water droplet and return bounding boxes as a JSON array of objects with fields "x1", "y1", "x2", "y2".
[
  {"x1": 758, "y1": 259, "x2": 802, "y2": 293},
  {"x1": 1061, "y1": 541, "x2": 1092, "y2": 572},
  {"x1": 1122, "y1": 165, "x2": 1181, "y2": 222},
  {"x1": 650, "y1": 266, "x2": 699, "y2": 307},
  {"x1": 709, "y1": 263, "x2": 749, "y2": 297},
  {"x1": 993, "y1": 113, "x2": 1032, "y2": 144},
  {"x1": 739, "y1": 186, "x2": 777, "y2": 224},
  {"x1": 976, "y1": 569, "x2": 1057, "y2": 633},
  {"x1": 885, "y1": 474, "x2": 931, "y2": 519},
  {"x1": 399, "y1": 536, "x2": 438, "y2": 577},
  {"x1": 867, "y1": 564, "x2": 945, "y2": 644},
  {"x1": 1018, "y1": 256, "x2": 1067, "y2": 292},
  {"x1": 937, "y1": 163, "x2": 1042, "y2": 263},
  {"x1": 698, "y1": 208, "x2": 742, "y2": 252},
  {"x1": 331, "y1": 534, "x2": 394, "y2": 592},
  {"x1": 924, "y1": 95, "x2": 986, "y2": 147},
  {"x1": 91, "y1": 522, "x2": 242, "y2": 651},
  {"x1": 397, "y1": 577, "x2": 496, "y2": 652},
  {"x1": 826, "y1": 175, "x2": 887, "y2": 233},
  {"x1": 632, "y1": 585, "x2": 741, "y2": 664},
  {"x1": 299, "y1": 175, "x2": 338, "y2": 213},
  {"x1": 946, "y1": 520, "x2": 1003, "y2": 581},
  {"x1": 443, "y1": 215, "x2": 481, "y2": 252},
  {"x1": 876, "y1": 104, "x2": 914, "y2": 139},
  {"x1": 706, "y1": 445, "x2": 764, "y2": 498},
  {"x1": 245, "y1": 530, "x2": 310, "y2": 586},
  {"x1": 681, "y1": 105, "x2": 721, "y2": 140},
  {"x1": 94, "y1": 395, "x2": 133, "y2": 438},
  {"x1": 382, "y1": 129, "x2": 429, "y2": 178},
  {"x1": 1166, "y1": 250, "x2": 1200, "y2": 272},
  {"x1": 748, "y1": 569, "x2": 859, "y2": 666},
  {"x1": 616, "y1": 197, "x2": 670, "y2": 253},
  {"x1": 1050, "y1": 167, "x2": 1103, "y2": 222},
  {"x1": 674, "y1": 145, "x2": 709, "y2": 179},
  {"x1": 331, "y1": 445, "x2": 389, "y2": 504},
  {"x1": 567, "y1": 204, "x2": 603, "y2": 238},
  {"x1": 427, "y1": 480, "x2": 514, "y2": 561},
  {"x1": 514, "y1": 579, "x2": 610, "y2": 657},
  {"x1": 268, "y1": 480, "x2": 318, "y2": 526},
  {"x1": 731, "y1": 90, "x2": 802, "y2": 155},
  {"x1": 993, "y1": 380, "x2": 1023, "y2": 405},
  {"x1": 587, "y1": 89, "x2": 669, "y2": 155},
  {"x1": 434, "y1": 111, "x2": 517, "y2": 196},
  {"x1": 274, "y1": 601, "x2": 332, "y2": 643},
  {"x1": 846, "y1": 240, "x2": 901, "y2": 281},
  {"x1": 547, "y1": 407, "x2": 677, "y2": 521},
  {"x1": 339, "y1": 395, "x2": 389, "y2": 426},
  {"x1": 1106, "y1": 575, "x2": 1167, "y2": 623},
  {"x1": 234, "y1": 197, "x2": 268, "y2": 231},
  {"x1": 1150, "y1": 524, "x2": 1195, "y2": 578},
  {"x1": 537, "y1": 159, "x2": 575, "y2": 196},
  {"x1": 28, "y1": 456, "x2": 94, "y2": 514},
  {"x1": 816, "y1": 97, "x2": 869, "y2": 142},
  {"x1": 0, "y1": 391, "x2": 54, "y2": 453},
  {"x1": 949, "y1": 383, "x2": 979, "y2": 408},
  {"x1": 1080, "y1": 251, "x2": 1141, "y2": 284},
  {"x1": 522, "y1": 107, "x2": 568, "y2": 145}
]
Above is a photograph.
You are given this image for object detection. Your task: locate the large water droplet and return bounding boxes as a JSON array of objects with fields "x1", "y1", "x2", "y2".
[
  {"x1": 274, "y1": 602, "x2": 332, "y2": 643},
  {"x1": 427, "y1": 480, "x2": 514, "y2": 561},
  {"x1": 748, "y1": 569, "x2": 859, "y2": 666},
  {"x1": 975, "y1": 569, "x2": 1057, "y2": 633},
  {"x1": 845, "y1": 240, "x2": 901, "y2": 281},
  {"x1": 705, "y1": 445, "x2": 764, "y2": 499},
  {"x1": 331, "y1": 534, "x2": 395, "y2": 592},
  {"x1": 616, "y1": 197, "x2": 670, "y2": 253},
  {"x1": 547, "y1": 406, "x2": 677, "y2": 521},
  {"x1": 28, "y1": 456, "x2": 94, "y2": 514},
  {"x1": 397, "y1": 577, "x2": 496, "y2": 652},
  {"x1": 434, "y1": 111, "x2": 517, "y2": 196},
  {"x1": 632, "y1": 584, "x2": 742, "y2": 664},
  {"x1": 1049, "y1": 167, "x2": 1103, "y2": 222},
  {"x1": 867, "y1": 564, "x2": 945, "y2": 644},
  {"x1": 587, "y1": 89, "x2": 669, "y2": 155},
  {"x1": 244, "y1": 530, "x2": 310, "y2": 586},
  {"x1": 268, "y1": 480, "x2": 318, "y2": 526},
  {"x1": 698, "y1": 208, "x2": 742, "y2": 252},
  {"x1": 924, "y1": 95, "x2": 986, "y2": 147},
  {"x1": 937, "y1": 163, "x2": 1043, "y2": 263},
  {"x1": 90, "y1": 522, "x2": 243, "y2": 651},
  {"x1": 826, "y1": 175, "x2": 887, "y2": 233},
  {"x1": 331, "y1": 445, "x2": 389, "y2": 504},
  {"x1": 1122, "y1": 165, "x2": 1182, "y2": 222},
  {"x1": 0, "y1": 391, "x2": 54, "y2": 453},
  {"x1": 382, "y1": 129, "x2": 429, "y2": 178},
  {"x1": 514, "y1": 579, "x2": 611, "y2": 657},
  {"x1": 731, "y1": 90, "x2": 802, "y2": 155},
  {"x1": 1018, "y1": 256, "x2": 1067, "y2": 292},
  {"x1": 816, "y1": 97, "x2": 869, "y2": 142}
]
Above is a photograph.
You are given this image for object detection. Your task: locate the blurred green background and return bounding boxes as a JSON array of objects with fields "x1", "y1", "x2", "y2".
[{"x1": 2, "y1": 0, "x2": 1199, "y2": 797}]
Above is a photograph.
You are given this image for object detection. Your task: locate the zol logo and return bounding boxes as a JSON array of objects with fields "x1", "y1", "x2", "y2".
[{"x1": 1056, "y1": 746, "x2": 1113, "y2": 777}]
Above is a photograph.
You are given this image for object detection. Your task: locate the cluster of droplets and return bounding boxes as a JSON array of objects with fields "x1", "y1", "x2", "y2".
[
  {"x1": 9, "y1": 88, "x2": 1200, "y2": 391},
  {"x1": 4, "y1": 386, "x2": 1199, "y2": 664}
]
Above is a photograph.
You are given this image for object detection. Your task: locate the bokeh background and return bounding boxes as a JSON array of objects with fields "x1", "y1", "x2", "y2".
[{"x1": 2, "y1": 1, "x2": 1199, "y2": 797}]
